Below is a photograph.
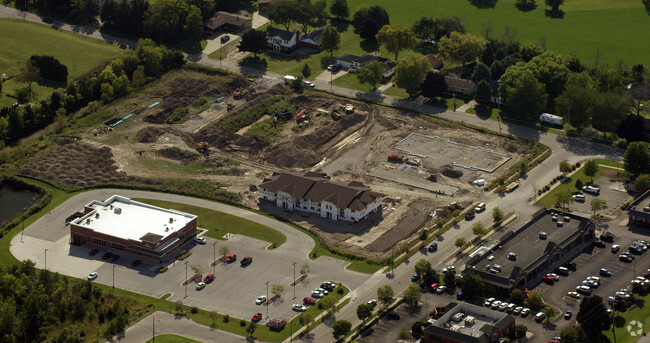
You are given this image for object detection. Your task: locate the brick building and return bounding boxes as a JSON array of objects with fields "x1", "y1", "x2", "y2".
[{"x1": 69, "y1": 195, "x2": 197, "y2": 263}]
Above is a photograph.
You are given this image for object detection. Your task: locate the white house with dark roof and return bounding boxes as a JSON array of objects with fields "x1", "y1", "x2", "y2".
[
  {"x1": 267, "y1": 28, "x2": 298, "y2": 53},
  {"x1": 259, "y1": 172, "x2": 383, "y2": 222}
]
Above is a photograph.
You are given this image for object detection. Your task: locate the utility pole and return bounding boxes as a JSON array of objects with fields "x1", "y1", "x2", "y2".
[
  {"x1": 213, "y1": 242, "x2": 217, "y2": 275},
  {"x1": 185, "y1": 261, "x2": 189, "y2": 297},
  {"x1": 152, "y1": 314, "x2": 155, "y2": 343},
  {"x1": 21, "y1": 221, "x2": 24, "y2": 243},
  {"x1": 266, "y1": 281, "x2": 270, "y2": 318},
  {"x1": 220, "y1": 39, "x2": 223, "y2": 68},
  {"x1": 293, "y1": 262, "x2": 297, "y2": 299},
  {"x1": 112, "y1": 265, "x2": 115, "y2": 293},
  {"x1": 44, "y1": 248, "x2": 47, "y2": 270}
]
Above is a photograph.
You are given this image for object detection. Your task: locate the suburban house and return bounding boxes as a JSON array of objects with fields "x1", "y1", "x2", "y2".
[
  {"x1": 422, "y1": 54, "x2": 443, "y2": 70},
  {"x1": 258, "y1": 0, "x2": 285, "y2": 11},
  {"x1": 258, "y1": 172, "x2": 383, "y2": 222},
  {"x1": 336, "y1": 53, "x2": 395, "y2": 79},
  {"x1": 627, "y1": 189, "x2": 650, "y2": 228},
  {"x1": 445, "y1": 76, "x2": 476, "y2": 95},
  {"x1": 203, "y1": 11, "x2": 252, "y2": 34},
  {"x1": 267, "y1": 27, "x2": 328, "y2": 53}
]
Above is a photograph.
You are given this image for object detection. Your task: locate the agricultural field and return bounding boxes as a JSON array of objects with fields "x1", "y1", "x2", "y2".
[
  {"x1": 0, "y1": 19, "x2": 121, "y2": 107},
  {"x1": 343, "y1": 0, "x2": 649, "y2": 66}
]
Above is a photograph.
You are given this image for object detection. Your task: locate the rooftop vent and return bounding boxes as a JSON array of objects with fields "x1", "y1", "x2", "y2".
[
  {"x1": 95, "y1": 213, "x2": 100, "y2": 219},
  {"x1": 86, "y1": 219, "x2": 91, "y2": 224},
  {"x1": 114, "y1": 207, "x2": 122, "y2": 214},
  {"x1": 169, "y1": 217, "x2": 174, "y2": 223}
]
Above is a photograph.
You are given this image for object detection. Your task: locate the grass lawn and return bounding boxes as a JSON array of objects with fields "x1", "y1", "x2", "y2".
[
  {"x1": 382, "y1": 85, "x2": 409, "y2": 98},
  {"x1": 605, "y1": 293, "x2": 650, "y2": 343},
  {"x1": 132, "y1": 198, "x2": 287, "y2": 248},
  {"x1": 332, "y1": 73, "x2": 375, "y2": 93},
  {"x1": 344, "y1": 0, "x2": 649, "y2": 66},
  {"x1": 0, "y1": 19, "x2": 121, "y2": 107},
  {"x1": 145, "y1": 335, "x2": 203, "y2": 343},
  {"x1": 534, "y1": 159, "x2": 625, "y2": 208}
]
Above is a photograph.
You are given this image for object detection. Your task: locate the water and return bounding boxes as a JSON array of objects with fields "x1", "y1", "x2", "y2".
[{"x1": 0, "y1": 190, "x2": 36, "y2": 224}]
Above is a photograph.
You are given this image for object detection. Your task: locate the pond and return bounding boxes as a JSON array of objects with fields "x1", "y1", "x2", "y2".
[{"x1": 0, "y1": 190, "x2": 36, "y2": 225}]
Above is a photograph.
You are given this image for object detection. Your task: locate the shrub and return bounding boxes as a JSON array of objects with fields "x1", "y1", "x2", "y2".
[
  {"x1": 223, "y1": 314, "x2": 230, "y2": 323},
  {"x1": 240, "y1": 319, "x2": 246, "y2": 326},
  {"x1": 191, "y1": 307, "x2": 199, "y2": 314},
  {"x1": 29, "y1": 55, "x2": 68, "y2": 82},
  {"x1": 575, "y1": 178, "x2": 584, "y2": 190}
]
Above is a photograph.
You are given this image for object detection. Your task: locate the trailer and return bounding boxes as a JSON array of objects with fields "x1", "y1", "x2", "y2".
[
  {"x1": 283, "y1": 75, "x2": 296, "y2": 84},
  {"x1": 539, "y1": 113, "x2": 564, "y2": 126},
  {"x1": 505, "y1": 181, "x2": 520, "y2": 193},
  {"x1": 268, "y1": 318, "x2": 287, "y2": 330}
]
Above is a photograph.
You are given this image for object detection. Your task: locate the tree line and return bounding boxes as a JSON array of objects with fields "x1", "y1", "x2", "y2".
[
  {"x1": 0, "y1": 260, "x2": 148, "y2": 343},
  {"x1": 0, "y1": 39, "x2": 184, "y2": 147}
]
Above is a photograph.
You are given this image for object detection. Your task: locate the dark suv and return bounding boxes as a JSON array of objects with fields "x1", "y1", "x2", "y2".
[
  {"x1": 600, "y1": 232, "x2": 615, "y2": 243},
  {"x1": 220, "y1": 35, "x2": 230, "y2": 43},
  {"x1": 465, "y1": 211, "x2": 475, "y2": 220}
]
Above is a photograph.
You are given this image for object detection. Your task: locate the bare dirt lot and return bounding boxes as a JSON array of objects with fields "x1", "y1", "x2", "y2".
[{"x1": 21, "y1": 68, "x2": 535, "y2": 260}]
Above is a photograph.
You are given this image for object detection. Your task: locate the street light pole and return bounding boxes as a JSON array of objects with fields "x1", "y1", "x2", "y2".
[
  {"x1": 213, "y1": 242, "x2": 217, "y2": 275},
  {"x1": 153, "y1": 314, "x2": 155, "y2": 343},
  {"x1": 266, "y1": 281, "x2": 270, "y2": 318},
  {"x1": 112, "y1": 265, "x2": 115, "y2": 293},
  {"x1": 330, "y1": 70, "x2": 333, "y2": 93},
  {"x1": 220, "y1": 40, "x2": 223, "y2": 69},
  {"x1": 293, "y1": 262, "x2": 297, "y2": 299},
  {"x1": 21, "y1": 221, "x2": 24, "y2": 243},
  {"x1": 185, "y1": 261, "x2": 189, "y2": 298},
  {"x1": 44, "y1": 248, "x2": 47, "y2": 270}
]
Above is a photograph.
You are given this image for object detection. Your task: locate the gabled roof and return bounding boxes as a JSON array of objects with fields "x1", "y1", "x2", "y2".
[
  {"x1": 268, "y1": 28, "x2": 296, "y2": 41},
  {"x1": 204, "y1": 11, "x2": 252, "y2": 30},
  {"x1": 422, "y1": 54, "x2": 443, "y2": 68},
  {"x1": 445, "y1": 76, "x2": 475, "y2": 91},
  {"x1": 300, "y1": 27, "x2": 326, "y2": 45},
  {"x1": 337, "y1": 53, "x2": 359, "y2": 63},
  {"x1": 259, "y1": 172, "x2": 383, "y2": 211}
]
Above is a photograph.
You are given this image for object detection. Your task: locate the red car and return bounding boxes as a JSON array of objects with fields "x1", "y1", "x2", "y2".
[
  {"x1": 542, "y1": 276, "x2": 555, "y2": 284},
  {"x1": 226, "y1": 254, "x2": 237, "y2": 263},
  {"x1": 204, "y1": 274, "x2": 215, "y2": 283},
  {"x1": 251, "y1": 313, "x2": 262, "y2": 322},
  {"x1": 89, "y1": 249, "x2": 99, "y2": 256},
  {"x1": 303, "y1": 297, "x2": 316, "y2": 305}
]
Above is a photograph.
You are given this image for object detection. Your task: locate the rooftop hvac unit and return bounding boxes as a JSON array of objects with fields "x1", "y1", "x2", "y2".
[
  {"x1": 86, "y1": 219, "x2": 91, "y2": 224},
  {"x1": 114, "y1": 207, "x2": 122, "y2": 214},
  {"x1": 169, "y1": 217, "x2": 174, "y2": 223},
  {"x1": 95, "y1": 213, "x2": 100, "y2": 219},
  {"x1": 452, "y1": 313, "x2": 465, "y2": 322},
  {"x1": 464, "y1": 316, "x2": 475, "y2": 324}
]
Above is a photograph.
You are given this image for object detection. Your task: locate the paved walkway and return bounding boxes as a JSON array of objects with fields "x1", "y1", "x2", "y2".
[{"x1": 456, "y1": 100, "x2": 477, "y2": 113}]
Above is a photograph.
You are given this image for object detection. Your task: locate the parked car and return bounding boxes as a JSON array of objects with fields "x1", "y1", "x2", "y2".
[
  {"x1": 472, "y1": 179, "x2": 486, "y2": 186},
  {"x1": 506, "y1": 303, "x2": 517, "y2": 313},
  {"x1": 567, "y1": 291, "x2": 580, "y2": 299},
  {"x1": 601, "y1": 232, "x2": 615, "y2": 243},
  {"x1": 204, "y1": 274, "x2": 215, "y2": 283},
  {"x1": 428, "y1": 243, "x2": 438, "y2": 252},
  {"x1": 241, "y1": 257, "x2": 253, "y2": 266},
  {"x1": 491, "y1": 301, "x2": 502, "y2": 309},
  {"x1": 475, "y1": 203, "x2": 486, "y2": 212},
  {"x1": 196, "y1": 282, "x2": 205, "y2": 290},
  {"x1": 109, "y1": 254, "x2": 120, "y2": 262},
  {"x1": 563, "y1": 262, "x2": 577, "y2": 271},
  {"x1": 542, "y1": 276, "x2": 555, "y2": 284},
  {"x1": 316, "y1": 288, "x2": 329, "y2": 295},
  {"x1": 368, "y1": 299, "x2": 377, "y2": 307},
  {"x1": 600, "y1": 268, "x2": 612, "y2": 277},
  {"x1": 311, "y1": 290, "x2": 324, "y2": 298},
  {"x1": 520, "y1": 308, "x2": 531, "y2": 317},
  {"x1": 321, "y1": 282, "x2": 337, "y2": 291},
  {"x1": 513, "y1": 306, "x2": 523, "y2": 315},
  {"x1": 303, "y1": 297, "x2": 316, "y2": 305},
  {"x1": 89, "y1": 249, "x2": 99, "y2": 256},
  {"x1": 620, "y1": 254, "x2": 633, "y2": 263},
  {"x1": 303, "y1": 81, "x2": 315, "y2": 87},
  {"x1": 498, "y1": 302, "x2": 509, "y2": 311},
  {"x1": 226, "y1": 253, "x2": 237, "y2": 263},
  {"x1": 436, "y1": 285, "x2": 447, "y2": 294},
  {"x1": 465, "y1": 211, "x2": 475, "y2": 220},
  {"x1": 583, "y1": 185, "x2": 600, "y2": 194},
  {"x1": 252, "y1": 313, "x2": 262, "y2": 322},
  {"x1": 484, "y1": 297, "x2": 495, "y2": 307},
  {"x1": 612, "y1": 244, "x2": 620, "y2": 253},
  {"x1": 430, "y1": 283, "x2": 439, "y2": 292},
  {"x1": 546, "y1": 273, "x2": 559, "y2": 281},
  {"x1": 535, "y1": 312, "x2": 546, "y2": 321},
  {"x1": 576, "y1": 285, "x2": 592, "y2": 295},
  {"x1": 194, "y1": 236, "x2": 206, "y2": 244},
  {"x1": 594, "y1": 239, "x2": 606, "y2": 248},
  {"x1": 442, "y1": 266, "x2": 455, "y2": 273},
  {"x1": 87, "y1": 272, "x2": 98, "y2": 280},
  {"x1": 411, "y1": 273, "x2": 420, "y2": 282},
  {"x1": 101, "y1": 252, "x2": 113, "y2": 260},
  {"x1": 292, "y1": 304, "x2": 307, "y2": 312},
  {"x1": 386, "y1": 311, "x2": 401, "y2": 320},
  {"x1": 220, "y1": 35, "x2": 230, "y2": 43},
  {"x1": 572, "y1": 193, "x2": 585, "y2": 202},
  {"x1": 256, "y1": 295, "x2": 267, "y2": 305},
  {"x1": 538, "y1": 232, "x2": 548, "y2": 240}
]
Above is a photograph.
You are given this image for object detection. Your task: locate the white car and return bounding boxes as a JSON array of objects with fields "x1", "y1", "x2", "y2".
[
  {"x1": 303, "y1": 81, "x2": 315, "y2": 87},
  {"x1": 316, "y1": 288, "x2": 329, "y2": 295},
  {"x1": 506, "y1": 303, "x2": 517, "y2": 312},
  {"x1": 311, "y1": 290, "x2": 324, "y2": 298},
  {"x1": 442, "y1": 266, "x2": 456, "y2": 273},
  {"x1": 472, "y1": 179, "x2": 486, "y2": 186},
  {"x1": 368, "y1": 299, "x2": 377, "y2": 307},
  {"x1": 572, "y1": 193, "x2": 585, "y2": 201},
  {"x1": 498, "y1": 302, "x2": 509, "y2": 311},
  {"x1": 484, "y1": 297, "x2": 495, "y2": 307},
  {"x1": 196, "y1": 282, "x2": 205, "y2": 290},
  {"x1": 436, "y1": 285, "x2": 447, "y2": 294},
  {"x1": 194, "y1": 236, "x2": 206, "y2": 244},
  {"x1": 292, "y1": 304, "x2": 307, "y2": 311},
  {"x1": 567, "y1": 291, "x2": 580, "y2": 299},
  {"x1": 491, "y1": 300, "x2": 502, "y2": 309},
  {"x1": 520, "y1": 308, "x2": 531, "y2": 317},
  {"x1": 535, "y1": 312, "x2": 546, "y2": 321},
  {"x1": 475, "y1": 203, "x2": 486, "y2": 212},
  {"x1": 582, "y1": 185, "x2": 600, "y2": 194},
  {"x1": 612, "y1": 244, "x2": 620, "y2": 253},
  {"x1": 513, "y1": 306, "x2": 523, "y2": 315},
  {"x1": 546, "y1": 273, "x2": 559, "y2": 281},
  {"x1": 256, "y1": 295, "x2": 267, "y2": 305},
  {"x1": 87, "y1": 272, "x2": 98, "y2": 280}
]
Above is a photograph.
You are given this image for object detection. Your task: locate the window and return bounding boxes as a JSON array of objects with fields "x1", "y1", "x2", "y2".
[
  {"x1": 93, "y1": 238, "x2": 106, "y2": 246},
  {"x1": 111, "y1": 243, "x2": 124, "y2": 251}
]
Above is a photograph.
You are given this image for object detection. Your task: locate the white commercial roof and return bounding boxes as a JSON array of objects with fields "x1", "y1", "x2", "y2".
[{"x1": 71, "y1": 195, "x2": 197, "y2": 243}]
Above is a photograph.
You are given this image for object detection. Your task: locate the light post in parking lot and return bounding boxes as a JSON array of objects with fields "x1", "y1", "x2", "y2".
[
  {"x1": 185, "y1": 261, "x2": 189, "y2": 297},
  {"x1": 266, "y1": 281, "x2": 270, "y2": 318},
  {"x1": 293, "y1": 262, "x2": 297, "y2": 299},
  {"x1": 112, "y1": 265, "x2": 115, "y2": 293},
  {"x1": 213, "y1": 242, "x2": 217, "y2": 275}
]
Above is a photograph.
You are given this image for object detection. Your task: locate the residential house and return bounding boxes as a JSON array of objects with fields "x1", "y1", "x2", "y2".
[
  {"x1": 336, "y1": 53, "x2": 395, "y2": 79},
  {"x1": 445, "y1": 76, "x2": 475, "y2": 96},
  {"x1": 259, "y1": 172, "x2": 383, "y2": 223},
  {"x1": 627, "y1": 189, "x2": 650, "y2": 228},
  {"x1": 299, "y1": 27, "x2": 326, "y2": 50},
  {"x1": 267, "y1": 28, "x2": 298, "y2": 53},
  {"x1": 422, "y1": 54, "x2": 443, "y2": 71},
  {"x1": 203, "y1": 11, "x2": 252, "y2": 34}
]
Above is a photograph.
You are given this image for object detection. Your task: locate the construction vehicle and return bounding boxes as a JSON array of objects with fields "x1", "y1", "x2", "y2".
[
  {"x1": 295, "y1": 108, "x2": 308, "y2": 123},
  {"x1": 387, "y1": 154, "x2": 404, "y2": 162},
  {"x1": 233, "y1": 87, "x2": 252, "y2": 99},
  {"x1": 267, "y1": 318, "x2": 287, "y2": 330},
  {"x1": 197, "y1": 142, "x2": 210, "y2": 158},
  {"x1": 344, "y1": 104, "x2": 355, "y2": 113},
  {"x1": 331, "y1": 110, "x2": 343, "y2": 120},
  {"x1": 505, "y1": 181, "x2": 520, "y2": 193},
  {"x1": 405, "y1": 158, "x2": 421, "y2": 166},
  {"x1": 226, "y1": 103, "x2": 235, "y2": 111}
]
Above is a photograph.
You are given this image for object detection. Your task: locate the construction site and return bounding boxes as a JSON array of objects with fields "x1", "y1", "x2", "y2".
[{"x1": 19, "y1": 68, "x2": 537, "y2": 260}]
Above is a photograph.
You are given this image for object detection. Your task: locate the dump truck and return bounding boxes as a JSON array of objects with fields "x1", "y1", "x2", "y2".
[{"x1": 387, "y1": 154, "x2": 404, "y2": 162}]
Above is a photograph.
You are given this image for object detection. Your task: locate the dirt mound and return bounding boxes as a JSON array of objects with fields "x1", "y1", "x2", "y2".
[
  {"x1": 228, "y1": 76, "x2": 251, "y2": 89},
  {"x1": 293, "y1": 112, "x2": 365, "y2": 151},
  {"x1": 265, "y1": 148, "x2": 321, "y2": 168},
  {"x1": 156, "y1": 147, "x2": 198, "y2": 162},
  {"x1": 136, "y1": 127, "x2": 164, "y2": 143},
  {"x1": 440, "y1": 165, "x2": 463, "y2": 178},
  {"x1": 19, "y1": 141, "x2": 154, "y2": 187}
]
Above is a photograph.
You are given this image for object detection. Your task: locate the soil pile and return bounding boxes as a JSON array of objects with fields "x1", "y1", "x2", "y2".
[
  {"x1": 440, "y1": 165, "x2": 463, "y2": 178},
  {"x1": 20, "y1": 142, "x2": 153, "y2": 188},
  {"x1": 136, "y1": 127, "x2": 164, "y2": 143},
  {"x1": 156, "y1": 147, "x2": 198, "y2": 162}
]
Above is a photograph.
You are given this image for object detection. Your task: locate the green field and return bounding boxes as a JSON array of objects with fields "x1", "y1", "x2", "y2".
[
  {"x1": 0, "y1": 19, "x2": 121, "y2": 107},
  {"x1": 343, "y1": 0, "x2": 649, "y2": 66}
]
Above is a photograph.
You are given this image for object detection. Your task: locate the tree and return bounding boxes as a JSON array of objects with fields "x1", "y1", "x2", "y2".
[
  {"x1": 590, "y1": 199, "x2": 608, "y2": 219},
  {"x1": 555, "y1": 190, "x2": 573, "y2": 209},
  {"x1": 515, "y1": 324, "x2": 528, "y2": 339},
  {"x1": 438, "y1": 32, "x2": 487, "y2": 66},
  {"x1": 545, "y1": 0, "x2": 564, "y2": 11},
  {"x1": 575, "y1": 178, "x2": 584, "y2": 190},
  {"x1": 394, "y1": 56, "x2": 431, "y2": 97},
  {"x1": 443, "y1": 270, "x2": 456, "y2": 290},
  {"x1": 592, "y1": 92, "x2": 629, "y2": 138},
  {"x1": 414, "y1": 259, "x2": 432, "y2": 277},
  {"x1": 635, "y1": 174, "x2": 650, "y2": 193},
  {"x1": 454, "y1": 237, "x2": 466, "y2": 248},
  {"x1": 624, "y1": 142, "x2": 650, "y2": 176},
  {"x1": 377, "y1": 285, "x2": 394, "y2": 308},
  {"x1": 321, "y1": 296, "x2": 337, "y2": 315},
  {"x1": 330, "y1": 0, "x2": 349, "y2": 20},
  {"x1": 526, "y1": 291, "x2": 544, "y2": 311},
  {"x1": 238, "y1": 30, "x2": 267, "y2": 57},
  {"x1": 516, "y1": 161, "x2": 528, "y2": 177},
  {"x1": 403, "y1": 283, "x2": 421, "y2": 307},
  {"x1": 510, "y1": 289, "x2": 526, "y2": 305},
  {"x1": 420, "y1": 72, "x2": 448, "y2": 99},
  {"x1": 298, "y1": 312, "x2": 314, "y2": 332},
  {"x1": 321, "y1": 27, "x2": 341, "y2": 57},
  {"x1": 356, "y1": 303, "x2": 373, "y2": 325},
  {"x1": 359, "y1": 18, "x2": 379, "y2": 40},
  {"x1": 540, "y1": 306, "x2": 557, "y2": 323},
  {"x1": 219, "y1": 245, "x2": 230, "y2": 257},
  {"x1": 246, "y1": 321, "x2": 256, "y2": 338},
  {"x1": 584, "y1": 159, "x2": 598, "y2": 183},
  {"x1": 271, "y1": 284, "x2": 284, "y2": 296},
  {"x1": 424, "y1": 268, "x2": 440, "y2": 286},
  {"x1": 499, "y1": 65, "x2": 547, "y2": 121},
  {"x1": 291, "y1": 75, "x2": 305, "y2": 92},
  {"x1": 356, "y1": 61, "x2": 384, "y2": 90},
  {"x1": 302, "y1": 64, "x2": 311, "y2": 78},
  {"x1": 434, "y1": 17, "x2": 466, "y2": 40},
  {"x1": 460, "y1": 271, "x2": 484, "y2": 297},
  {"x1": 351, "y1": 5, "x2": 389, "y2": 29},
  {"x1": 576, "y1": 295, "x2": 610, "y2": 337},
  {"x1": 492, "y1": 207, "x2": 504, "y2": 222},
  {"x1": 16, "y1": 63, "x2": 40, "y2": 98},
  {"x1": 398, "y1": 327, "x2": 413, "y2": 341},
  {"x1": 529, "y1": 52, "x2": 570, "y2": 102},
  {"x1": 183, "y1": 6, "x2": 204, "y2": 42},
  {"x1": 471, "y1": 63, "x2": 491, "y2": 83},
  {"x1": 267, "y1": 1, "x2": 294, "y2": 31},
  {"x1": 555, "y1": 82, "x2": 595, "y2": 133},
  {"x1": 520, "y1": 43, "x2": 544, "y2": 62},
  {"x1": 411, "y1": 16, "x2": 436, "y2": 40},
  {"x1": 644, "y1": 0, "x2": 650, "y2": 15},
  {"x1": 376, "y1": 25, "x2": 419, "y2": 61},
  {"x1": 617, "y1": 114, "x2": 648, "y2": 143},
  {"x1": 332, "y1": 320, "x2": 351, "y2": 340},
  {"x1": 472, "y1": 222, "x2": 487, "y2": 237},
  {"x1": 560, "y1": 326, "x2": 586, "y2": 343},
  {"x1": 490, "y1": 60, "x2": 505, "y2": 79},
  {"x1": 559, "y1": 160, "x2": 572, "y2": 175}
]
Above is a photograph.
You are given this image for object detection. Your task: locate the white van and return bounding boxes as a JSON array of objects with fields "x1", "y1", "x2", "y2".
[{"x1": 283, "y1": 75, "x2": 296, "y2": 84}]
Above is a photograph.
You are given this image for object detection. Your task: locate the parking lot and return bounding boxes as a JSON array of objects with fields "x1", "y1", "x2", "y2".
[
  {"x1": 569, "y1": 176, "x2": 632, "y2": 216},
  {"x1": 356, "y1": 302, "x2": 426, "y2": 343}
]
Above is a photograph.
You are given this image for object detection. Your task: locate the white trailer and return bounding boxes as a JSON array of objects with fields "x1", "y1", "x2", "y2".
[
  {"x1": 539, "y1": 113, "x2": 564, "y2": 126},
  {"x1": 283, "y1": 75, "x2": 296, "y2": 84}
]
